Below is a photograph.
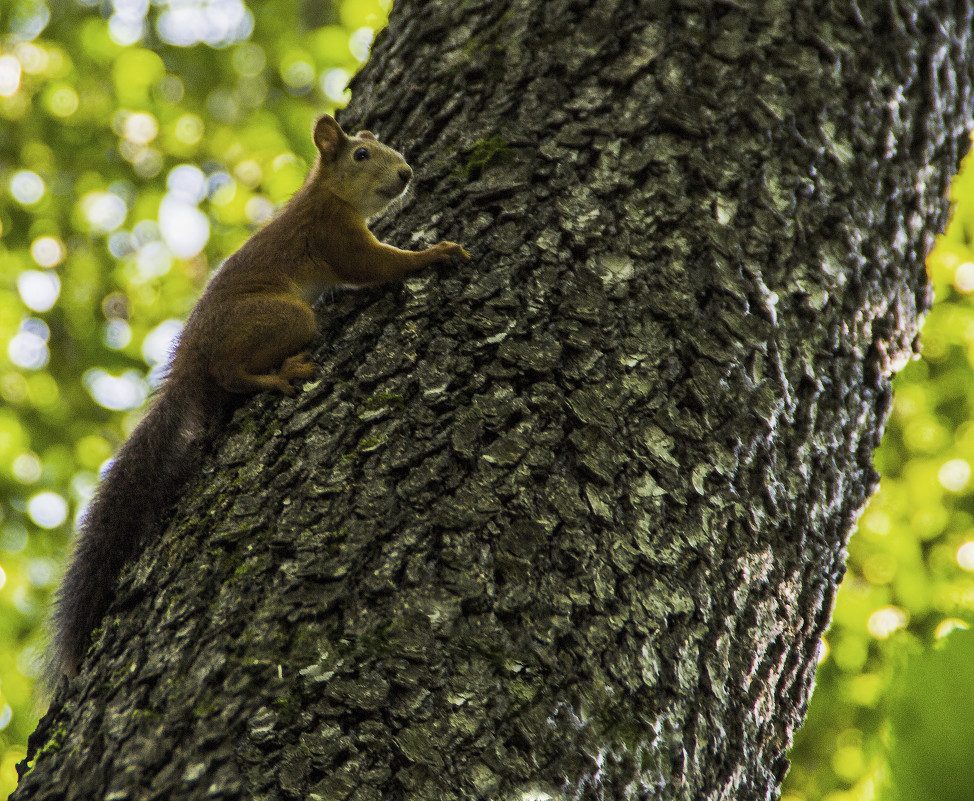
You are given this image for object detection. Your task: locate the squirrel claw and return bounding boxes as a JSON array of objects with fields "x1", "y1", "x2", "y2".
[{"x1": 434, "y1": 241, "x2": 470, "y2": 263}]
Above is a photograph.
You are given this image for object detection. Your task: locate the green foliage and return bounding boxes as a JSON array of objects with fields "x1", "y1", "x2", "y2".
[
  {"x1": 0, "y1": 0, "x2": 388, "y2": 795},
  {"x1": 884, "y1": 628, "x2": 974, "y2": 801}
]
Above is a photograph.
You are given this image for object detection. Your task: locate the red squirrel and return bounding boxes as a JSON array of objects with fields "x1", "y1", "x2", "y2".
[{"x1": 47, "y1": 114, "x2": 469, "y2": 685}]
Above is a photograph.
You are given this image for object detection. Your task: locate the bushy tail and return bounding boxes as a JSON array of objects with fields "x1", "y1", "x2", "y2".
[{"x1": 46, "y1": 381, "x2": 215, "y2": 689}]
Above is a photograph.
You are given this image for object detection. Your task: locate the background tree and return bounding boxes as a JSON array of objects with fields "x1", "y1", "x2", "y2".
[{"x1": 2, "y1": 1, "x2": 974, "y2": 799}]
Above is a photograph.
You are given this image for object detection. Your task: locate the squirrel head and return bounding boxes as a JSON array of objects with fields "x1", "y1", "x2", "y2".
[{"x1": 313, "y1": 114, "x2": 413, "y2": 219}]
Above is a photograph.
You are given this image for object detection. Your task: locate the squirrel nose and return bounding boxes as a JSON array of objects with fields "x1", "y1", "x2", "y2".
[{"x1": 398, "y1": 166, "x2": 412, "y2": 186}]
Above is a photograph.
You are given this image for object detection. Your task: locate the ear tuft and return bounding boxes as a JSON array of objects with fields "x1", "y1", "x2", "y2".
[{"x1": 313, "y1": 114, "x2": 347, "y2": 160}]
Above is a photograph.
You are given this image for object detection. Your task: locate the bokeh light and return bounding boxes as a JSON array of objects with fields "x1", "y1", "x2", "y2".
[
  {"x1": 244, "y1": 195, "x2": 275, "y2": 224},
  {"x1": 349, "y1": 27, "x2": 374, "y2": 62},
  {"x1": 30, "y1": 236, "x2": 66, "y2": 268},
  {"x1": 123, "y1": 111, "x2": 159, "y2": 146},
  {"x1": 142, "y1": 319, "x2": 182, "y2": 366},
  {"x1": 26, "y1": 492, "x2": 68, "y2": 529},
  {"x1": 320, "y1": 68, "x2": 352, "y2": 104},
  {"x1": 938, "y1": 458, "x2": 971, "y2": 491},
  {"x1": 934, "y1": 618, "x2": 969, "y2": 638},
  {"x1": 953, "y1": 261, "x2": 974, "y2": 291},
  {"x1": 156, "y1": 0, "x2": 253, "y2": 47},
  {"x1": 10, "y1": 171, "x2": 44, "y2": 205},
  {"x1": 83, "y1": 368, "x2": 148, "y2": 411},
  {"x1": 159, "y1": 196, "x2": 209, "y2": 258},
  {"x1": 957, "y1": 541, "x2": 974, "y2": 571},
  {"x1": 11, "y1": 453, "x2": 42, "y2": 484},
  {"x1": 0, "y1": 55, "x2": 22, "y2": 97},
  {"x1": 866, "y1": 606, "x2": 909, "y2": 639},
  {"x1": 7, "y1": 320, "x2": 50, "y2": 370},
  {"x1": 17, "y1": 271, "x2": 61, "y2": 312},
  {"x1": 80, "y1": 191, "x2": 128, "y2": 233},
  {"x1": 167, "y1": 164, "x2": 207, "y2": 203},
  {"x1": 47, "y1": 86, "x2": 79, "y2": 116}
]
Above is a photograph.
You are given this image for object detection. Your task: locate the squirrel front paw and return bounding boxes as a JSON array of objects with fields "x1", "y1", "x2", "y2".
[{"x1": 431, "y1": 241, "x2": 470, "y2": 263}]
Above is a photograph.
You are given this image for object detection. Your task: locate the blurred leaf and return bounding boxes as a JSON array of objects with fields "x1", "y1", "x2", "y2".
[{"x1": 884, "y1": 628, "x2": 974, "y2": 801}]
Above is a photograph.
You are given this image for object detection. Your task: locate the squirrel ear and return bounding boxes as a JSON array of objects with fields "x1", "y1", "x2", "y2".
[
  {"x1": 313, "y1": 115, "x2": 347, "y2": 160},
  {"x1": 357, "y1": 130, "x2": 377, "y2": 140}
]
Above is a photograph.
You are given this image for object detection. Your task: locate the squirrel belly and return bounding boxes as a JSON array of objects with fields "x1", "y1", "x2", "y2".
[{"x1": 46, "y1": 113, "x2": 469, "y2": 687}]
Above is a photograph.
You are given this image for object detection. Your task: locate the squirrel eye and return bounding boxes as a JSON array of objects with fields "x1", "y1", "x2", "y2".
[{"x1": 353, "y1": 147, "x2": 370, "y2": 161}]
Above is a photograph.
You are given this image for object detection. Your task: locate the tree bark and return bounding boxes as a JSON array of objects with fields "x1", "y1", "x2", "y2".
[{"x1": 16, "y1": 1, "x2": 974, "y2": 799}]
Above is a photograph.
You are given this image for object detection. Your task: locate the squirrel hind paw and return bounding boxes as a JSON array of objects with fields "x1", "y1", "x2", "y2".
[
  {"x1": 278, "y1": 353, "x2": 317, "y2": 380},
  {"x1": 272, "y1": 353, "x2": 317, "y2": 395}
]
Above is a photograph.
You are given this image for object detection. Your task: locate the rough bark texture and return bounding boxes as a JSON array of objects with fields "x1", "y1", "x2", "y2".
[{"x1": 15, "y1": 1, "x2": 974, "y2": 800}]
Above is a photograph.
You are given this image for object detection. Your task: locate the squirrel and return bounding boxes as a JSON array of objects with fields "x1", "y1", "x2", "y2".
[{"x1": 46, "y1": 114, "x2": 469, "y2": 687}]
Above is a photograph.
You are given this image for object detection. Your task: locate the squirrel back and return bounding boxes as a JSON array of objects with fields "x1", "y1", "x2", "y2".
[{"x1": 46, "y1": 114, "x2": 468, "y2": 688}]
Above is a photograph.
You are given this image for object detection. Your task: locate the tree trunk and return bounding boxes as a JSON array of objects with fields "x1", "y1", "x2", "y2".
[{"x1": 15, "y1": 1, "x2": 973, "y2": 799}]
